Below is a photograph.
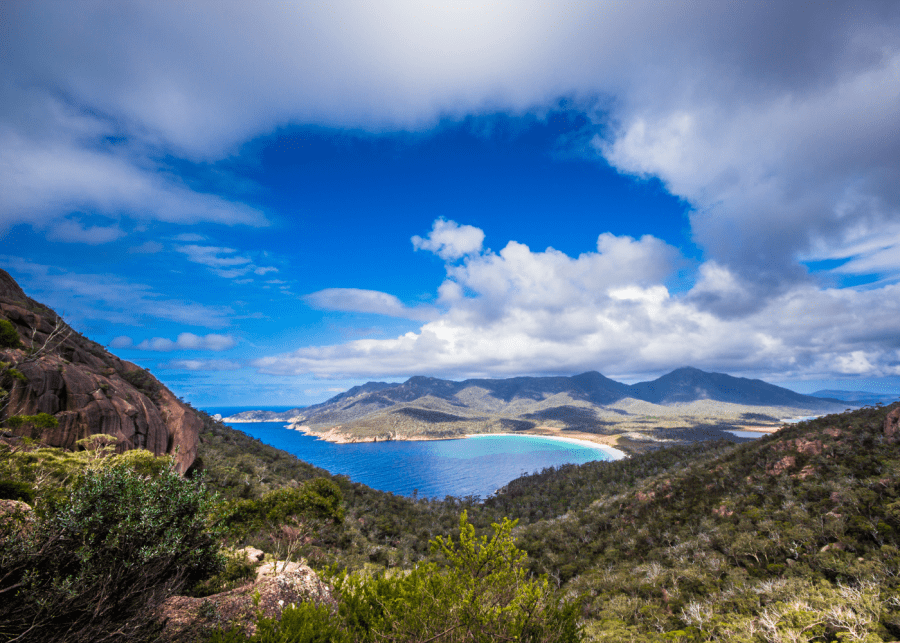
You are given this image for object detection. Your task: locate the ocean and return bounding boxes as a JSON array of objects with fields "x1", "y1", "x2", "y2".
[{"x1": 204, "y1": 407, "x2": 619, "y2": 499}]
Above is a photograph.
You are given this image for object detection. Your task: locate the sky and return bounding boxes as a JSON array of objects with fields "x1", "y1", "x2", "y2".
[{"x1": 2, "y1": 1, "x2": 900, "y2": 407}]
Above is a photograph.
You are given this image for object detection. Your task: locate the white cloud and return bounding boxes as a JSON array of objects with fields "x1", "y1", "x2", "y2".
[
  {"x1": 45, "y1": 218, "x2": 125, "y2": 244},
  {"x1": 163, "y1": 359, "x2": 244, "y2": 371},
  {"x1": 412, "y1": 219, "x2": 485, "y2": 260},
  {"x1": 177, "y1": 245, "x2": 251, "y2": 268},
  {"x1": 175, "y1": 244, "x2": 277, "y2": 278},
  {"x1": 0, "y1": 119, "x2": 267, "y2": 235},
  {"x1": 132, "y1": 333, "x2": 237, "y2": 352},
  {"x1": 109, "y1": 336, "x2": 133, "y2": 349},
  {"x1": 1, "y1": 257, "x2": 234, "y2": 328},
  {"x1": 304, "y1": 288, "x2": 438, "y2": 321},
  {"x1": 252, "y1": 230, "x2": 900, "y2": 381},
  {"x1": 4, "y1": 1, "x2": 898, "y2": 287}
]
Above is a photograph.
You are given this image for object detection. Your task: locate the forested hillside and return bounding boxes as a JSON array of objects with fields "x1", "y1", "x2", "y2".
[
  {"x1": 199, "y1": 402, "x2": 900, "y2": 641},
  {"x1": 4, "y1": 392, "x2": 900, "y2": 641}
]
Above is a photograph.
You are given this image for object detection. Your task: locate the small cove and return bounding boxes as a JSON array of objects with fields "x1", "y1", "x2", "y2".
[{"x1": 206, "y1": 408, "x2": 620, "y2": 499}]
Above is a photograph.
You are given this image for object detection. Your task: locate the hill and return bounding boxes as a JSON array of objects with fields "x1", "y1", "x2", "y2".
[
  {"x1": 226, "y1": 368, "x2": 847, "y2": 454},
  {"x1": 813, "y1": 389, "x2": 900, "y2": 406},
  {"x1": 202, "y1": 392, "x2": 900, "y2": 641},
  {"x1": 0, "y1": 268, "x2": 203, "y2": 472}
]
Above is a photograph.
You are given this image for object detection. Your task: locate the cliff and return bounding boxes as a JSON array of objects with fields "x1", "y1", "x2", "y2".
[{"x1": 0, "y1": 269, "x2": 200, "y2": 473}]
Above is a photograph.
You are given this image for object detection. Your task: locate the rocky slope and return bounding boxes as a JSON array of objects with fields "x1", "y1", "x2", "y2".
[{"x1": 0, "y1": 269, "x2": 201, "y2": 473}]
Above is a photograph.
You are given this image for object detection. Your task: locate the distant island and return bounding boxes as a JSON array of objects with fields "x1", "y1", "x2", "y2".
[{"x1": 224, "y1": 368, "x2": 862, "y2": 454}]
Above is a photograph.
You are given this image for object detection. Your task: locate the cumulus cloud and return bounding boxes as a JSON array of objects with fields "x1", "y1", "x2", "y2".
[
  {"x1": 5, "y1": 2, "x2": 900, "y2": 382},
  {"x1": 253, "y1": 224, "x2": 900, "y2": 381},
  {"x1": 412, "y1": 219, "x2": 484, "y2": 260},
  {"x1": 304, "y1": 288, "x2": 438, "y2": 321}
]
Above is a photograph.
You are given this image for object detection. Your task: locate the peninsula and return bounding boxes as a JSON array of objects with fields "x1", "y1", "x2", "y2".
[{"x1": 225, "y1": 370, "x2": 849, "y2": 454}]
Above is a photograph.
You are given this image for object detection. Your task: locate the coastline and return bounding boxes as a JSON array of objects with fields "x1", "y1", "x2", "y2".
[
  {"x1": 465, "y1": 432, "x2": 628, "y2": 460},
  {"x1": 289, "y1": 423, "x2": 628, "y2": 459}
]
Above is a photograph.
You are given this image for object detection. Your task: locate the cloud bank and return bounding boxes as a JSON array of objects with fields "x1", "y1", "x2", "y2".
[
  {"x1": 5, "y1": 1, "x2": 898, "y2": 279},
  {"x1": 4, "y1": 2, "x2": 900, "y2": 384},
  {"x1": 253, "y1": 221, "x2": 900, "y2": 381}
]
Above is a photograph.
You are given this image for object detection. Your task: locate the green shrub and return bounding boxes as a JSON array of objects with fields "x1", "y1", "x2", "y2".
[
  {"x1": 0, "y1": 459, "x2": 224, "y2": 642},
  {"x1": 211, "y1": 601, "x2": 352, "y2": 643},
  {"x1": 0, "y1": 319, "x2": 20, "y2": 348},
  {"x1": 6, "y1": 412, "x2": 59, "y2": 430},
  {"x1": 0, "y1": 479, "x2": 34, "y2": 503},
  {"x1": 223, "y1": 477, "x2": 344, "y2": 535},
  {"x1": 223, "y1": 512, "x2": 582, "y2": 642}
]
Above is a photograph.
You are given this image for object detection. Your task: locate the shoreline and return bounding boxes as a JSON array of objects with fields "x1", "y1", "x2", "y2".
[
  {"x1": 289, "y1": 423, "x2": 627, "y2": 459},
  {"x1": 464, "y1": 432, "x2": 628, "y2": 460}
]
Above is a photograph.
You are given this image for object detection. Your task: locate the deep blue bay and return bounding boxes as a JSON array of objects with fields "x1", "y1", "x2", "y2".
[{"x1": 206, "y1": 407, "x2": 621, "y2": 499}]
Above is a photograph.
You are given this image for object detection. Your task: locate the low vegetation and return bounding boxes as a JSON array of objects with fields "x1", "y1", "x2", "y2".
[{"x1": 2, "y1": 400, "x2": 900, "y2": 641}]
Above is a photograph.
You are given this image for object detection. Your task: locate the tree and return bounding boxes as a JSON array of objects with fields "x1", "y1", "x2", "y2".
[{"x1": 330, "y1": 512, "x2": 582, "y2": 642}]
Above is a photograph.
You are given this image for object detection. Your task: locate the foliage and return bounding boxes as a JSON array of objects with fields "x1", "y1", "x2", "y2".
[
  {"x1": 0, "y1": 458, "x2": 224, "y2": 642},
  {"x1": 197, "y1": 403, "x2": 900, "y2": 641},
  {"x1": 5, "y1": 412, "x2": 59, "y2": 430},
  {"x1": 190, "y1": 548, "x2": 261, "y2": 598},
  {"x1": 212, "y1": 512, "x2": 582, "y2": 642},
  {"x1": 0, "y1": 319, "x2": 20, "y2": 348},
  {"x1": 121, "y1": 368, "x2": 162, "y2": 399},
  {"x1": 0, "y1": 478, "x2": 34, "y2": 503}
]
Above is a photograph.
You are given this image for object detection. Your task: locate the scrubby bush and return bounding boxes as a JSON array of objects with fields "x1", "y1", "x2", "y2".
[
  {"x1": 216, "y1": 512, "x2": 582, "y2": 642},
  {"x1": 0, "y1": 318, "x2": 21, "y2": 348},
  {"x1": 6, "y1": 412, "x2": 59, "y2": 430},
  {"x1": 0, "y1": 478, "x2": 34, "y2": 503},
  {"x1": 223, "y1": 477, "x2": 344, "y2": 536},
  {"x1": 0, "y1": 458, "x2": 224, "y2": 642}
]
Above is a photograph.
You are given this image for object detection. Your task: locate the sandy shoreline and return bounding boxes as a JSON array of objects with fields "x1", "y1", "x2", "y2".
[
  {"x1": 289, "y1": 423, "x2": 627, "y2": 459},
  {"x1": 465, "y1": 432, "x2": 628, "y2": 459}
]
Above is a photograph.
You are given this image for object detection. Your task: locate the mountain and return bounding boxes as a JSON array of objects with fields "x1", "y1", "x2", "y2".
[
  {"x1": 0, "y1": 269, "x2": 202, "y2": 473},
  {"x1": 228, "y1": 368, "x2": 847, "y2": 452},
  {"x1": 628, "y1": 366, "x2": 844, "y2": 406},
  {"x1": 811, "y1": 389, "x2": 900, "y2": 406}
]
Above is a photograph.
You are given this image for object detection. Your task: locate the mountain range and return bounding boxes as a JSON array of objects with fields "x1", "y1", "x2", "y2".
[{"x1": 225, "y1": 368, "x2": 851, "y2": 452}]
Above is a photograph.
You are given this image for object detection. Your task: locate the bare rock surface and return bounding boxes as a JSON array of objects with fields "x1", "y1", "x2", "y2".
[
  {"x1": 886, "y1": 405, "x2": 900, "y2": 441},
  {"x1": 158, "y1": 561, "x2": 332, "y2": 641},
  {"x1": 0, "y1": 269, "x2": 200, "y2": 472}
]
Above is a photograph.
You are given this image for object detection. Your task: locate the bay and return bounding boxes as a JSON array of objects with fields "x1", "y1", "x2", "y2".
[{"x1": 205, "y1": 407, "x2": 620, "y2": 499}]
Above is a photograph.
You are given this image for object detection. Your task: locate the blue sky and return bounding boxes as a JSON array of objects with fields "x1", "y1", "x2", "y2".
[{"x1": 2, "y1": 1, "x2": 900, "y2": 406}]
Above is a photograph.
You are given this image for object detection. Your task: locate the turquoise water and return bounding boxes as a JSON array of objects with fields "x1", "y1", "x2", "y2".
[
  {"x1": 206, "y1": 408, "x2": 618, "y2": 499},
  {"x1": 724, "y1": 429, "x2": 767, "y2": 439}
]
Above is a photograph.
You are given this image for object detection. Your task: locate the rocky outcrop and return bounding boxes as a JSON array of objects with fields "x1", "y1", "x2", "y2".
[
  {"x1": 158, "y1": 561, "x2": 331, "y2": 641},
  {"x1": 885, "y1": 405, "x2": 900, "y2": 441},
  {"x1": 0, "y1": 269, "x2": 200, "y2": 473}
]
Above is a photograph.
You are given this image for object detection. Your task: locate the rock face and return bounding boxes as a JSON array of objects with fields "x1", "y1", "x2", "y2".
[
  {"x1": 886, "y1": 406, "x2": 900, "y2": 441},
  {"x1": 0, "y1": 269, "x2": 200, "y2": 473},
  {"x1": 159, "y1": 561, "x2": 332, "y2": 641}
]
